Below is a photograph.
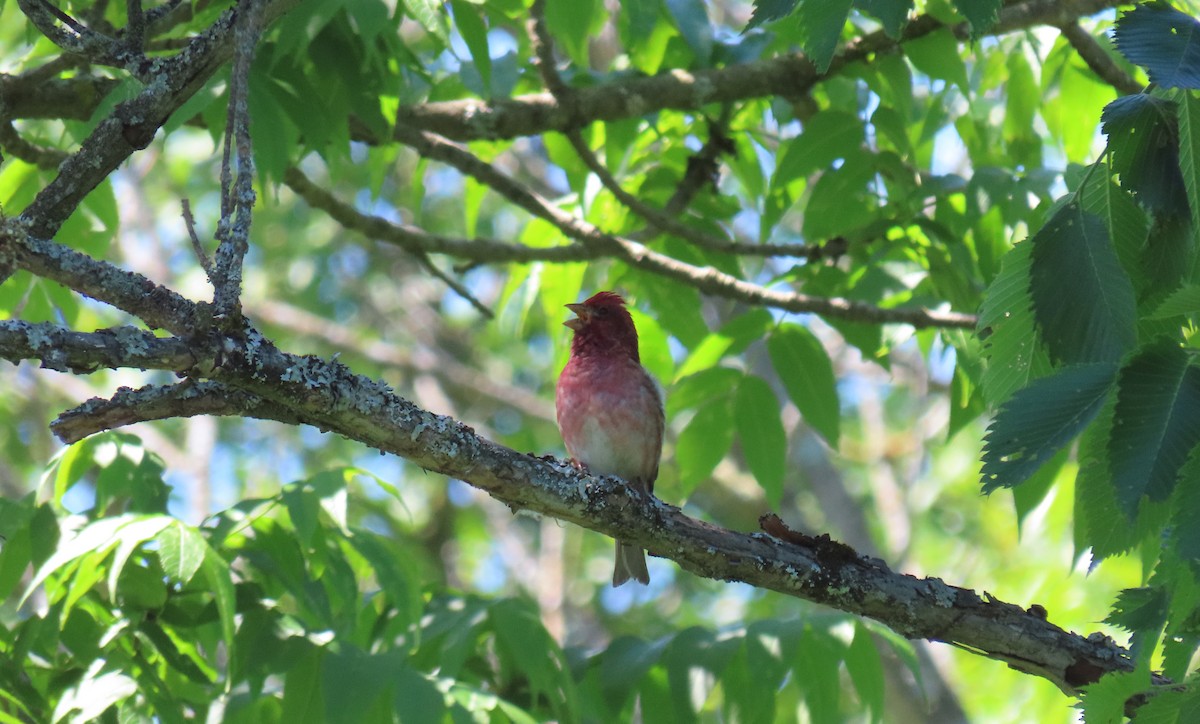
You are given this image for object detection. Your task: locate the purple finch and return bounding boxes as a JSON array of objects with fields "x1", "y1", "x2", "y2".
[{"x1": 556, "y1": 291, "x2": 664, "y2": 586}]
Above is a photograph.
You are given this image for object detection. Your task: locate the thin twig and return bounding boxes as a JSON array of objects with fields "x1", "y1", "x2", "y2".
[
  {"x1": 393, "y1": 127, "x2": 978, "y2": 329},
  {"x1": 181, "y1": 198, "x2": 215, "y2": 283},
  {"x1": 410, "y1": 250, "x2": 494, "y2": 318},
  {"x1": 1057, "y1": 22, "x2": 1142, "y2": 96}
]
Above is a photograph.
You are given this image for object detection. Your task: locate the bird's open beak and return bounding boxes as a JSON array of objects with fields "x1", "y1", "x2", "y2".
[{"x1": 564, "y1": 303, "x2": 588, "y2": 330}]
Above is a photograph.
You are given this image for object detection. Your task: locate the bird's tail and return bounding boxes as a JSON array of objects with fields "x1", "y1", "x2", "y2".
[{"x1": 613, "y1": 540, "x2": 649, "y2": 586}]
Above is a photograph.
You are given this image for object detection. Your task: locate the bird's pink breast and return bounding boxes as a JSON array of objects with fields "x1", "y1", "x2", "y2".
[{"x1": 556, "y1": 354, "x2": 663, "y2": 484}]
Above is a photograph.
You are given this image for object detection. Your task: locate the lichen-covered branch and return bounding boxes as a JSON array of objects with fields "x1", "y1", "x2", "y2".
[
  {"x1": 0, "y1": 218, "x2": 198, "y2": 334},
  {"x1": 0, "y1": 312, "x2": 1140, "y2": 695},
  {"x1": 0, "y1": 319, "x2": 194, "y2": 374},
  {"x1": 393, "y1": 0, "x2": 1124, "y2": 142}
]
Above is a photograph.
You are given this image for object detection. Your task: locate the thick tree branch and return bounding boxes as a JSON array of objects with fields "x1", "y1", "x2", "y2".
[
  {"x1": 0, "y1": 317, "x2": 1146, "y2": 696},
  {"x1": 394, "y1": 0, "x2": 1124, "y2": 142}
]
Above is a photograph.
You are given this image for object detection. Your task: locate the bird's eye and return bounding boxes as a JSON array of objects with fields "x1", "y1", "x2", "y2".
[{"x1": 594, "y1": 306, "x2": 610, "y2": 317}]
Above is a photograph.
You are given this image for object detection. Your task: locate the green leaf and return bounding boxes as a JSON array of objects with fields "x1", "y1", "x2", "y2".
[
  {"x1": 767, "y1": 325, "x2": 840, "y2": 448},
  {"x1": 322, "y1": 647, "x2": 403, "y2": 724},
  {"x1": 1149, "y1": 284, "x2": 1200, "y2": 319},
  {"x1": 1102, "y1": 94, "x2": 1190, "y2": 216},
  {"x1": 676, "y1": 397, "x2": 735, "y2": 497},
  {"x1": 392, "y1": 668, "x2": 446, "y2": 724},
  {"x1": 773, "y1": 110, "x2": 865, "y2": 187},
  {"x1": 981, "y1": 362, "x2": 1118, "y2": 492},
  {"x1": 545, "y1": 0, "x2": 599, "y2": 65},
  {"x1": 905, "y1": 28, "x2": 969, "y2": 91},
  {"x1": 1179, "y1": 90, "x2": 1200, "y2": 232},
  {"x1": 793, "y1": 627, "x2": 843, "y2": 724},
  {"x1": 1029, "y1": 203, "x2": 1137, "y2": 365},
  {"x1": 451, "y1": 0, "x2": 491, "y2": 96},
  {"x1": 1012, "y1": 446, "x2": 1069, "y2": 536},
  {"x1": 201, "y1": 545, "x2": 238, "y2": 691},
  {"x1": 747, "y1": 0, "x2": 799, "y2": 31},
  {"x1": 597, "y1": 636, "x2": 669, "y2": 716},
  {"x1": 978, "y1": 241, "x2": 1053, "y2": 405},
  {"x1": 952, "y1": 0, "x2": 1000, "y2": 38},
  {"x1": 843, "y1": 622, "x2": 885, "y2": 722},
  {"x1": 157, "y1": 522, "x2": 207, "y2": 585},
  {"x1": 282, "y1": 647, "x2": 325, "y2": 724},
  {"x1": 675, "y1": 309, "x2": 773, "y2": 380},
  {"x1": 666, "y1": 0, "x2": 714, "y2": 63},
  {"x1": 794, "y1": 0, "x2": 853, "y2": 73},
  {"x1": 1109, "y1": 341, "x2": 1200, "y2": 511},
  {"x1": 1113, "y1": 3, "x2": 1200, "y2": 90},
  {"x1": 1080, "y1": 670, "x2": 1151, "y2": 724},
  {"x1": 401, "y1": 0, "x2": 449, "y2": 44},
  {"x1": 735, "y1": 375, "x2": 788, "y2": 506},
  {"x1": 854, "y1": 0, "x2": 912, "y2": 38}
]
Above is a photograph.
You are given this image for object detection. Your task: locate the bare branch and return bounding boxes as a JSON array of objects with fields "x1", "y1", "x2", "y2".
[
  {"x1": 282, "y1": 166, "x2": 592, "y2": 263},
  {"x1": 395, "y1": 127, "x2": 978, "y2": 329},
  {"x1": 1057, "y1": 22, "x2": 1142, "y2": 95},
  {"x1": 181, "y1": 198, "x2": 216, "y2": 282}
]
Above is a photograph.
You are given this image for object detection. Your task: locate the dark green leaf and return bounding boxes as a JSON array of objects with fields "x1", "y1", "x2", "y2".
[
  {"x1": 981, "y1": 362, "x2": 1117, "y2": 492},
  {"x1": 854, "y1": 0, "x2": 912, "y2": 38},
  {"x1": 1029, "y1": 203, "x2": 1137, "y2": 365},
  {"x1": 1109, "y1": 341, "x2": 1200, "y2": 510},
  {"x1": 735, "y1": 375, "x2": 788, "y2": 506},
  {"x1": 747, "y1": 0, "x2": 799, "y2": 31},
  {"x1": 1113, "y1": 3, "x2": 1200, "y2": 89},
  {"x1": 952, "y1": 0, "x2": 1000, "y2": 38},
  {"x1": 666, "y1": 0, "x2": 714, "y2": 62},
  {"x1": 322, "y1": 647, "x2": 402, "y2": 724},
  {"x1": 794, "y1": 0, "x2": 853, "y2": 73},
  {"x1": 1105, "y1": 586, "x2": 1168, "y2": 632},
  {"x1": 767, "y1": 325, "x2": 840, "y2": 447},
  {"x1": 1101, "y1": 94, "x2": 1189, "y2": 216},
  {"x1": 391, "y1": 667, "x2": 445, "y2": 724},
  {"x1": 1080, "y1": 670, "x2": 1152, "y2": 724}
]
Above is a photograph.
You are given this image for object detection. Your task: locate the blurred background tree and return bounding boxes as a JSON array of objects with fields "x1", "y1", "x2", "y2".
[{"x1": 2, "y1": 0, "x2": 1199, "y2": 721}]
